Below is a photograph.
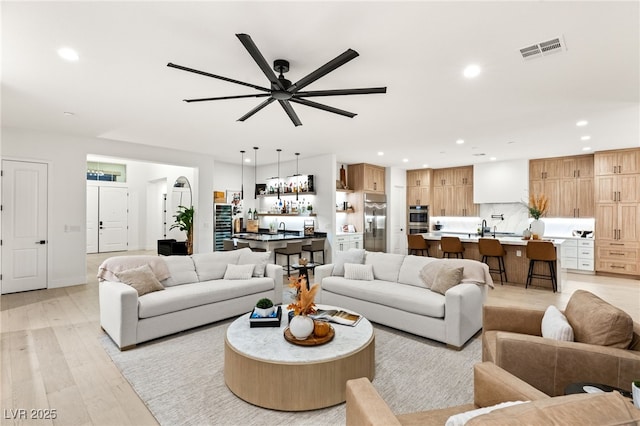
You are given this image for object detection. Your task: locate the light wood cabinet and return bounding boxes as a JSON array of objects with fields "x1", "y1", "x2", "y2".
[
  {"x1": 348, "y1": 163, "x2": 385, "y2": 193},
  {"x1": 530, "y1": 158, "x2": 562, "y2": 180},
  {"x1": 594, "y1": 148, "x2": 640, "y2": 276},
  {"x1": 406, "y1": 168, "x2": 432, "y2": 206},
  {"x1": 431, "y1": 166, "x2": 475, "y2": 216}
]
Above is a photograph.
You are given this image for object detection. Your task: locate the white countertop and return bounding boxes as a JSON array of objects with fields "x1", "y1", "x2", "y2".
[{"x1": 421, "y1": 232, "x2": 565, "y2": 247}]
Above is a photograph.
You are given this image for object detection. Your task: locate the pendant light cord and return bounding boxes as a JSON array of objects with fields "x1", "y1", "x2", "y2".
[
  {"x1": 295, "y1": 152, "x2": 300, "y2": 201},
  {"x1": 276, "y1": 149, "x2": 282, "y2": 200},
  {"x1": 253, "y1": 147, "x2": 258, "y2": 199},
  {"x1": 240, "y1": 150, "x2": 245, "y2": 200}
]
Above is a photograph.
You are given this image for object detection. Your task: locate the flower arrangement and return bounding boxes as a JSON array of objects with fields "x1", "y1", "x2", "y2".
[
  {"x1": 527, "y1": 193, "x2": 549, "y2": 220},
  {"x1": 287, "y1": 275, "x2": 319, "y2": 316}
]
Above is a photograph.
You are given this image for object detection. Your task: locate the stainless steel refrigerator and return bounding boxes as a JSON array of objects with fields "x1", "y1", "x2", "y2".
[{"x1": 363, "y1": 193, "x2": 386, "y2": 252}]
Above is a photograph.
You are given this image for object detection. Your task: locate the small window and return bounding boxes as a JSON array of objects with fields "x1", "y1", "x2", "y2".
[{"x1": 86, "y1": 161, "x2": 126, "y2": 182}]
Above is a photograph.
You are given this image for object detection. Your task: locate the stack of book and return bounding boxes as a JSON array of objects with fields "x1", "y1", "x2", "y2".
[{"x1": 249, "y1": 306, "x2": 282, "y2": 328}]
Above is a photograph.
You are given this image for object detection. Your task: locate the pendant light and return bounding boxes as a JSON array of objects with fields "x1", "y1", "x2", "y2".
[
  {"x1": 240, "y1": 150, "x2": 245, "y2": 200},
  {"x1": 253, "y1": 147, "x2": 258, "y2": 199},
  {"x1": 295, "y1": 152, "x2": 300, "y2": 201},
  {"x1": 276, "y1": 149, "x2": 282, "y2": 200}
]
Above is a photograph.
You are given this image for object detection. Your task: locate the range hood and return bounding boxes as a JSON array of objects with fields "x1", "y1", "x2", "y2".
[{"x1": 473, "y1": 159, "x2": 529, "y2": 204}]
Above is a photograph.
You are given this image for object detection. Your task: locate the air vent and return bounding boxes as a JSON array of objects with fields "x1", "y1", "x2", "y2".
[{"x1": 520, "y1": 36, "x2": 566, "y2": 60}]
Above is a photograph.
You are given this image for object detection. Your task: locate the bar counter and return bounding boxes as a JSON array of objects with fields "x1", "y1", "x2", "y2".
[{"x1": 421, "y1": 232, "x2": 565, "y2": 292}]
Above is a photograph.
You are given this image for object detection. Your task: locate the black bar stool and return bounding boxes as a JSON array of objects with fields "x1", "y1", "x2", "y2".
[
  {"x1": 223, "y1": 240, "x2": 235, "y2": 251},
  {"x1": 301, "y1": 239, "x2": 325, "y2": 265},
  {"x1": 478, "y1": 238, "x2": 507, "y2": 285},
  {"x1": 274, "y1": 241, "x2": 303, "y2": 277},
  {"x1": 441, "y1": 236, "x2": 464, "y2": 258},
  {"x1": 526, "y1": 241, "x2": 557, "y2": 292},
  {"x1": 407, "y1": 234, "x2": 430, "y2": 256}
]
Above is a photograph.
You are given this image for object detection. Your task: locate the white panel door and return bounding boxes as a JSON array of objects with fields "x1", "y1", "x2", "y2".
[
  {"x1": 390, "y1": 185, "x2": 407, "y2": 254},
  {"x1": 98, "y1": 187, "x2": 128, "y2": 252},
  {"x1": 86, "y1": 186, "x2": 99, "y2": 253},
  {"x1": 1, "y1": 160, "x2": 48, "y2": 294}
]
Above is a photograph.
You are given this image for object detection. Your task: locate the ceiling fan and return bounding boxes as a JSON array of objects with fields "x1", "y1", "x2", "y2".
[{"x1": 167, "y1": 33, "x2": 387, "y2": 126}]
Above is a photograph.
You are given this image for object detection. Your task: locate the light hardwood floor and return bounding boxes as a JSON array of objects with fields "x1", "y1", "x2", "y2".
[{"x1": 1, "y1": 251, "x2": 638, "y2": 425}]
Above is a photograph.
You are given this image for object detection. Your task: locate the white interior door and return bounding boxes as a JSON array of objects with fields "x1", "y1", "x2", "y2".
[
  {"x1": 98, "y1": 187, "x2": 128, "y2": 252},
  {"x1": 390, "y1": 184, "x2": 407, "y2": 254},
  {"x1": 1, "y1": 160, "x2": 48, "y2": 294},
  {"x1": 86, "y1": 186, "x2": 99, "y2": 253}
]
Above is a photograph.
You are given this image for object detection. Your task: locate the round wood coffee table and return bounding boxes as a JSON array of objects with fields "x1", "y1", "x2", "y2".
[{"x1": 224, "y1": 306, "x2": 374, "y2": 411}]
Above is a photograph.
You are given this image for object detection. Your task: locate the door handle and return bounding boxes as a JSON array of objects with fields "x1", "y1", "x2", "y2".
[{"x1": 35, "y1": 240, "x2": 46, "y2": 245}]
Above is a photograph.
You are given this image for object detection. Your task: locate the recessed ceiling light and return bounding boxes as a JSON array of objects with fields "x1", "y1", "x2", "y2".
[
  {"x1": 422, "y1": 164, "x2": 429, "y2": 168},
  {"x1": 581, "y1": 135, "x2": 591, "y2": 141},
  {"x1": 402, "y1": 158, "x2": 409, "y2": 163},
  {"x1": 57, "y1": 47, "x2": 79, "y2": 62},
  {"x1": 582, "y1": 147, "x2": 592, "y2": 151},
  {"x1": 463, "y1": 64, "x2": 481, "y2": 79},
  {"x1": 377, "y1": 151, "x2": 384, "y2": 156},
  {"x1": 456, "y1": 139, "x2": 465, "y2": 145},
  {"x1": 576, "y1": 120, "x2": 588, "y2": 127},
  {"x1": 490, "y1": 157, "x2": 497, "y2": 161},
  {"x1": 244, "y1": 158, "x2": 251, "y2": 163}
]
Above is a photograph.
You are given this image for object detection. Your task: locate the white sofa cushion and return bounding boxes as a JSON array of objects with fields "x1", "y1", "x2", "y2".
[
  {"x1": 223, "y1": 263, "x2": 255, "y2": 280},
  {"x1": 192, "y1": 251, "x2": 242, "y2": 281},
  {"x1": 398, "y1": 255, "x2": 437, "y2": 287},
  {"x1": 364, "y1": 252, "x2": 405, "y2": 282},
  {"x1": 322, "y1": 277, "x2": 445, "y2": 318},
  {"x1": 541, "y1": 305, "x2": 574, "y2": 341},
  {"x1": 332, "y1": 249, "x2": 366, "y2": 276},
  {"x1": 161, "y1": 256, "x2": 198, "y2": 287},
  {"x1": 115, "y1": 264, "x2": 165, "y2": 296},
  {"x1": 344, "y1": 263, "x2": 374, "y2": 281},
  {"x1": 237, "y1": 248, "x2": 271, "y2": 277},
  {"x1": 138, "y1": 278, "x2": 273, "y2": 318}
]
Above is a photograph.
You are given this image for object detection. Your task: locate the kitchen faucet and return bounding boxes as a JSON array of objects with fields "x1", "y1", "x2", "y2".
[
  {"x1": 279, "y1": 222, "x2": 286, "y2": 233},
  {"x1": 481, "y1": 219, "x2": 487, "y2": 237}
]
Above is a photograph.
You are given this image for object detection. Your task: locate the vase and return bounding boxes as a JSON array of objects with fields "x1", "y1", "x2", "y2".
[
  {"x1": 530, "y1": 219, "x2": 545, "y2": 239},
  {"x1": 254, "y1": 306, "x2": 275, "y2": 317},
  {"x1": 289, "y1": 315, "x2": 314, "y2": 340}
]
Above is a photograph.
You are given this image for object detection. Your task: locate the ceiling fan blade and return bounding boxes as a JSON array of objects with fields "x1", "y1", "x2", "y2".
[
  {"x1": 290, "y1": 49, "x2": 359, "y2": 93},
  {"x1": 278, "y1": 100, "x2": 302, "y2": 126},
  {"x1": 294, "y1": 87, "x2": 387, "y2": 97},
  {"x1": 167, "y1": 62, "x2": 270, "y2": 92},
  {"x1": 238, "y1": 98, "x2": 276, "y2": 122},
  {"x1": 236, "y1": 34, "x2": 285, "y2": 91},
  {"x1": 184, "y1": 93, "x2": 271, "y2": 103},
  {"x1": 289, "y1": 98, "x2": 356, "y2": 118}
]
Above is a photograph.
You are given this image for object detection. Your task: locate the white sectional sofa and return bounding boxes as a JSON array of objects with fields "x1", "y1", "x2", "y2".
[
  {"x1": 99, "y1": 248, "x2": 283, "y2": 350},
  {"x1": 315, "y1": 250, "x2": 493, "y2": 349}
]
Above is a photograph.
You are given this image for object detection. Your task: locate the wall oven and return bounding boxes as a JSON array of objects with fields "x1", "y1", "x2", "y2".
[{"x1": 408, "y1": 205, "x2": 429, "y2": 234}]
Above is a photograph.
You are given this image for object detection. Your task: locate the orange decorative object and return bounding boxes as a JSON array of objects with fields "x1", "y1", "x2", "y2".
[{"x1": 313, "y1": 320, "x2": 331, "y2": 337}]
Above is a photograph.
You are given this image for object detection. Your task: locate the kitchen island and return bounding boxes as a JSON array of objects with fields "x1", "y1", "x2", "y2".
[
  {"x1": 421, "y1": 232, "x2": 565, "y2": 292},
  {"x1": 228, "y1": 231, "x2": 326, "y2": 262}
]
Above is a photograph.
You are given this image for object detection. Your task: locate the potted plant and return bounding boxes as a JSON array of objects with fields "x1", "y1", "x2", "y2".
[
  {"x1": 306, "y1": 204, "x2": 313, "y2": 215},
  {"x1": 254, "y1": 298, "x2": 275, "y2": 317},
  {"x1": 170, "y1": 205, "x2": 195, "y2": 254}
]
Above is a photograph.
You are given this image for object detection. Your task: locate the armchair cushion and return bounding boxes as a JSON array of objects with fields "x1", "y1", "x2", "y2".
[
  {"x1": 541, "y1": 305, "x2": 574, "y2": 341},
  {"x1": 564, "y1": 290, "x2": 633, "y2": 349}
]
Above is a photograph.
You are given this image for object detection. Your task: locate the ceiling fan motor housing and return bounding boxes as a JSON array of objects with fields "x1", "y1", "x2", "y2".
[{"x1": 273, "y1": 59, "x2": 289, "y2": 74}]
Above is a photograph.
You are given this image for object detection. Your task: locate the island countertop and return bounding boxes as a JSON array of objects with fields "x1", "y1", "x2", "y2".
[{"x1": 420, "y1": 232, "x2": 565, "y2": 247}]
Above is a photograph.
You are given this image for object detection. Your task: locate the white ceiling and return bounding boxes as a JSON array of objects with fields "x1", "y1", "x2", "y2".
[{"x1": 2, "y1": 1, "x2": 639, "y2": 169}]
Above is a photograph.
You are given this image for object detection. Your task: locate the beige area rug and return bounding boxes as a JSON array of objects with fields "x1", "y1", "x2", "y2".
[{"x1": 100, "y1": 319, "x2": 481, "y2": 426}]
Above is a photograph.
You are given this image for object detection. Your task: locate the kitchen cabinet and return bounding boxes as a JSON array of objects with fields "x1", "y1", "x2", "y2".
[
  {"x1": 530, "y1": 177, "x2": 561, "y2": 217},
  {"x1": 530, "y1": 158, "x2": 562, "y2": 179},
  {"x1": 431, "y1": 166, "x2": 476, "y2": 216},
  {"x1": 556, "y1": 154, "x2": 595, "y2": 218},
  {"x1": 334, "y1": 233, "x2": 363, "y2": 251},
  {"x1": 529, "y1": 157, "x2": 569, "y2": 217},
  {"x1": 561, "y1": 239, "x2": 594, "y2": 272},
  {"x1": 406, "y1": 168, "x2": 431, "y2": 206},
  {"x1": 348, "y1": 163, "x2": 385, "y2": 193},
  {"x1": 594, "y1": 148, "x2": 640, "y2": 276}
]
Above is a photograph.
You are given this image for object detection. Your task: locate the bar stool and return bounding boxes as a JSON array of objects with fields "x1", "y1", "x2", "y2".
[
  {"x1": 223, "y1": 240, "x2": 235, "y2": 251},
  {"x1": 526, "y1": 241, "x2": 557, "y2": 292},
  {"x1": 407, "y1": 234, "x2": 430, "y2": 256},
  {"x1": 302, "y1": 239, "x2": 325, "y2": 265},
  {"x1": 478, "y1": 238, "x2": 507, "y2": 285},
  {"x1": 274, "y1": 241, "x2": 303, "y2": 277},
  {"x1": 236, "y1": 241, "x2": 251, "y2": 250},
  {"x1": 440, "y1": 236, "x2": 464, "y2": 258}
]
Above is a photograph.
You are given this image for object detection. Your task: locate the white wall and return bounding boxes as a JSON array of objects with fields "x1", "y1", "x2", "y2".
[{"x1": 1, "y1": 127, "x2": 215, "y2": 288}]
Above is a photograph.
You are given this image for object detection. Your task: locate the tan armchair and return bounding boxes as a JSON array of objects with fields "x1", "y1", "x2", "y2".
[
  {"x1": 483, "y1": 294, "x2": 640, "y2": 396},
  {"x1": 346, "y1": 362, "x2": 639, "y2": 425}
]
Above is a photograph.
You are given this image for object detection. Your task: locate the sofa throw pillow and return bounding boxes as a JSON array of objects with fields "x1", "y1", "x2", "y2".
[
  {"x1": 541, "y1": 305, "x2": 574, "y2": 341},
  {"x1": 445, "y1": 401, "x2": 528, "y2": 426},
  {"x1": 223, "y1": 263, "x2": 255, "y2": 280},
  {"x1": 237, "y1": 248, "x2": 270, "y2": 277},
  {"x1": 564, "y1": 289, "x2": 633, "y2": 349},
  {"x1": 332, "y1": 249, "x2": 365, "y2": 276},
  {"x1": 114, "y1": 264, "x2": 165, "y2": 296},
  {"x1": 343, "y1": 263, "x2": 374, "y2": 281},
  {"x1": 430, "y1": 265, "x2": 464, "y2": 295},
  {"x1": 419, "y1": 261, "x2": 445, "y2": 289}
]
